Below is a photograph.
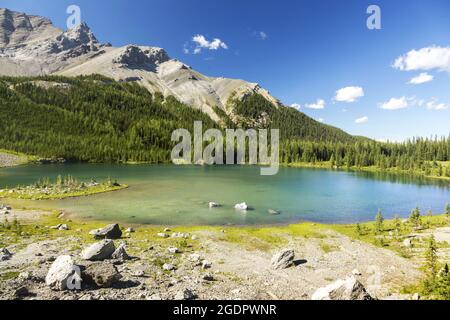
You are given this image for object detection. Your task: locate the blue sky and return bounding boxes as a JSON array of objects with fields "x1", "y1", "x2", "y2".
[{"x1": 2, "y1": 0, "x2": 449, "y2": 141}]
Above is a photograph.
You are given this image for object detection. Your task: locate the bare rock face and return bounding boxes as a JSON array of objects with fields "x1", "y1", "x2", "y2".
[
  {"x1": 112, "y1": 45, "x2": 169, "y2": 71},
  {"x1": 81, "y1": 239, "x2": 116, "y2": 261},
  {"x1": 45, "y1": 255, "x2": 80, "y2": 291},
  {"x1": 271, "y1": 249, "x2": 295, "y2": 269},
  {"x1": 311, "y1": 276, "x2": 374, "y2": 300}
]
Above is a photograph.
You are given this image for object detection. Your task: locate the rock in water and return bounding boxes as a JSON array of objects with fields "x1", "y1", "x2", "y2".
[
  {"x1": 0, "y1": 248, "x2": 12, "y2": 261},
  {"x1": 81, "y1": 240, "x2": 116, "y2": 261},
  {"x1": 271, "y1": 249, "x2": 295, "y2": 269},
  {"x1": 311, "y1": 276, "x2": 373, "y2": 300},
  {"x1": 209, "y1": 202, "x2": 220, "y2": 208},
  {"x1": 268, "y1": 209, "x2": 281, "y2": 215},
  {"x1": 93, "y1": 224, "x2": 122, "y2": 239},
  {"x1": 45, "y1": 255, "x2": 79, "y2": 291},
  {"x1": 234, "y1": 202, "x2": 248, "y2": 211},
  {"x1": 83, "y1": 262, "x2": 122, "y2": 288},
  {"x1": 111, "y1": 242, "x2": 130, "y2": 260}
]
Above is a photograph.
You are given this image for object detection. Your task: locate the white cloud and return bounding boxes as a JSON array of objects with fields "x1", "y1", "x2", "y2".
[
  {"x1": 379, "y1": 97, "x2": 409, "y2": 110},
  {"x1": 426, "y1": 99, "x2": 449, "y2": 111},
  {"x1": 393, "y1": 46, "x2": 450, "y2": 73},
  {"x1": 355, "y1": 116, "x2": 369, "y2": 124},
  {"x1": 259, "y1": 31, "x2": 268, "y2": 40},
  {"x1": 185, "y1": 34, "x2": 228, "y2": 54},
  {"x1": 334, "y1": 86, "x2": 364, "y2": 103},
  {"x1": 305, "y1": 99, "x2": 326, "y2": 109},
  {"x1": 409, "y1": 72, "x2": 434, "y2": 84},
  {"x1": 316, "y1": 118, "x2": 324, "y2": 123},
  {"x1": 290, "y1": 103, "x2": 301, "y2": 110}
]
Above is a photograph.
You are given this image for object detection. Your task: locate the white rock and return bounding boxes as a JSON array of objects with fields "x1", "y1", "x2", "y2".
[
  {"x1": 311, "y1": 276, "x2": 373, "y2": 300},
  {"x1": 202, "y1": 260, "x2": 212, "y2": 269},
  {"x1": 168, "y1": 247, "x2": 179, "y2": 254},
  {"x1": 163, "y1": 263, "x2": 176, "y2": 271},
  {"x1": 209, "y1": 202, "x2": 220, "y2": 208},
  {"x1": 45, "y1": 255, "x2": 79, "y2": 291},
  {"x1": 81, "y1": 239, "x2": 115, "y2": 261},
  {"x1": 352, "y1": 269, "x2": 362, "y2": 276},
  {"x1": 234, "y1": 202, "x2": 248, "y2": 211}
]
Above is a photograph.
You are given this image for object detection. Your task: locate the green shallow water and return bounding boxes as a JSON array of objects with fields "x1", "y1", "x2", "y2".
[{"x1": 1, "y1": 164, "x2": 449, "y2": 225}]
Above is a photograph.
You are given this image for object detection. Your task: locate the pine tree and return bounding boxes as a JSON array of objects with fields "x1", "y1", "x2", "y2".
[
  {"x1": 409, "y1": 207, "x2": 421, "y2": 228},
  {"x1": 374, "y1": 210, "x2": 384, "y2": 234},
  {"x1": 425, "y1": 235, "x2": 438, "y2": 281}
]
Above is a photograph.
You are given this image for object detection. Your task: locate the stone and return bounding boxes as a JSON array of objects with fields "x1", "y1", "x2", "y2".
[
  {"x1": 164, "y1": 228, "x2": 171, "y2": 232},
  {"x1": 0, "y1": 247, "x2": 12, "y2": 261},
  {"x1": 311, "y1": 276, "x2": 373, "y2": 300},
  {"x1": 352, "y1": 269, "x2": 362, "y2": 276},
  {"x1": 81, "y1": 239, "x2": 116, "y2": 261},
  {"x1": 171, "y1": 232, "x2": 189, "y2": 238},
  {"x1": 202, "y1": 260, "x2": 212, "y2": 269},
  {"x1": 189, "y1": 253, "x2": 202, "y2": 263},
  {"x1": 163, "y1": 263, "x2": 176, "y2": 271},
  {"x1": 111, "y1": 242, "x2": 130, "y2": 260},
  {"x1": 209, "y1": 202, "x2": 220, "y2": 208},
  {"x1": 93, "y1": 224, "x2": 122, "y2": 239},
  {"x1": 174, "y1": 288, "x2": 195, "y2": 300},
  {"x1": 403, "y1": 238, "x2": 412, "y2": 248},
  {"x1": 234, "y1": 202, "x2": 248, "y2": 211},
  {"x1": 202, "y1": 273, "x2": 214, "y2": 281},
  {"x1": 125, "y1": 227, "x2": 135, "y2": 233},
  {"x1": 14, "y1": 286, "x2": 30, "y2": 298},
  {"x1": 412, "y1": 293, "x2": 420, "y2": 300},
  {"x1": 58, "y1": 224, "x2": 69, "y2": 231},
  {"x1": 83, "y1": 262, "x2": 122, "y2": 288},
  {"x1": 271, "y1": 249, "x2": 295, "y2": 269},
  {"x1": 157, "y1": 233, "x2": 169, "y2": 238},
  {"x1": 168, "y1": 247, "x2": 179, "y2": 254},
  {"x1": 191, "y1": 235, "x2": 198, "y2": 240},
  {"x1": 45, "y1": 255, "x2": 79, "y2": 291},
  {"x1": 268, "y1": 209, "x2": 281, "y2": 215}
]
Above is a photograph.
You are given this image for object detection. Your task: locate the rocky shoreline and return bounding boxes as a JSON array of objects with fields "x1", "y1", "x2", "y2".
[{"x1": 0, "y1": 206, "x2": 435, "y2": 300}]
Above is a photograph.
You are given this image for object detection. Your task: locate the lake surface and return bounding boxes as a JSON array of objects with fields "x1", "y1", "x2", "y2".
[{"x1": 1, "y1": 164, "x2": 449, "y2": 225}]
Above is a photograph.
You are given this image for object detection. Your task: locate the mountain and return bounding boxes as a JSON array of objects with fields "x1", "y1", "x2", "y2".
[
  {"x1": 0, "y1": 8, "x2": 279, "y2": 122},
  {"x1": 0, "y1": 8, "x2": 356, "y2": 162}
]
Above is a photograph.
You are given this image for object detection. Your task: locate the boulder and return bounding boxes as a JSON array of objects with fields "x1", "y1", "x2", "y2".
[
  {"x1": 83, "y1": 262, "x2": 122, "y2": 288},
  {"x1": 45, "y1": 255, "x2": 80, "y2": 291},
  {"x1": 111, "y1": 242, "x2": 130, "y2": 260},
  {"x1": 171, "y1": 232, "x2": 189, "y2": 238},
  {"x1": 234, "y1": 202, "x2": 248, "y2": 211},
  {"x1": 157, "y1": 233, "x2": 169, "y2": 238},
  {"x1": 271, "y1": 249, "x2": 295, "y2": 269},
  {"x1": 174, "y1": 288, "x2": 195, "y2": 300},
  {"x1": 81, "y1": 240, "x2": 116, "y2": 261},
  {"x1": 311, "y1": 276, "x2": 373, "y2": 300},
  {"x1": 202, "y1": 260, "x2": 212, "y2": 269},
  {"x1": 163, "y1": 263, "x2": 176, "y2": 271},
  {"x1": 58, "y1": 224, "x2": 69, "y2": 231},
  {"x1": 0, "y1": 248, "x2": 12, "y2": 261},
  {"x1": 93, "y1": 224, "x2": 122, "y2": 239},
  {"x1": 168, "y1": 247, "x2": 179, "y2": 254},
  {"x1": 403, "y1": 238, "x2": 412, "y2": 248}
]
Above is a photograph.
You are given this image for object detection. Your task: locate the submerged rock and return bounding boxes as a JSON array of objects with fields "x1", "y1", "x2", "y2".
[
  {"x1": 45, "y1": 255, "x2": 80, "y2": 291},
  {"x1": 271, "y1": 249, "x2": 295, "y2": 270},
  {"x1": 311, "y1": 276, "x2": 373, "y2": 300},
  {"x1": 81, "y1": 240, "x2": 116, "y2": 261},
  {"x1": 93, "y1": 224, "x2": 122, "y2": 239},
  {"x1": 268, "y1": 209, "x2": 281, "y2": 215}
]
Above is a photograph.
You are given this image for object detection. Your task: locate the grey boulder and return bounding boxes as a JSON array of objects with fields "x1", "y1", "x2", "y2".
[
  {"x1": 83, "y1": 262, "x2": 122, "y2": 288},
  {"x1": 81, "y1": 240, "x2": 116, "y2": 261},
  {"x1": 271, "y1": 249, "x2": 295, "y2": 269},
  {"x1": 311, "y1": 276, "x2": 373, "y2": 300},
  {"x1": 45, "y1": 255, "x2": 80, "y2": 291},
  {"x1": 93, "y1": 224, "x2": 122, "y2": 239}
]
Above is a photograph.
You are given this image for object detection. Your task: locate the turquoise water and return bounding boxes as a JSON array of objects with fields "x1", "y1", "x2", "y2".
[{"x1": 1, "y1": 164, "x2": 449, "y2": 225}]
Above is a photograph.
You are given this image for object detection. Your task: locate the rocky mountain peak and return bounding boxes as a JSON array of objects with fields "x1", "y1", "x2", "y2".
[
  {"x1": 63, "y1": 22, "x2": 98, "y2": 45},
  {"x1": 112, "y1": 45, "x2": 170, "y2": 71}
]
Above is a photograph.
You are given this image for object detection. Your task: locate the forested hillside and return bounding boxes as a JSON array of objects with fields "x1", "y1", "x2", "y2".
[{"x1": 0, "y1": 75, "x2": 354, "y2": 163}]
